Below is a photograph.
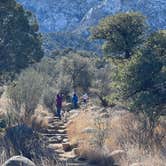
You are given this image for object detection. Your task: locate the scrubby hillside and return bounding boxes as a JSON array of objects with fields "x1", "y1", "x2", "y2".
[
  {"x1": 15, "y1": 0, "x2": 166, "y2": 52},
  {"x1": 42, "y1": 32, "x2": 100, "y2": 54},
  {"x1": 16, "y1": 0, "x2": 166, "y2": 32},
  {"x1": 16, "y1": 0, "x2": 101, "y2": 32}
]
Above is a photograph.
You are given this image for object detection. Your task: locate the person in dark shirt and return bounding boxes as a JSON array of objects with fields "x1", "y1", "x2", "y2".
[{"x1": 56, "y1": 93, "x2": 63, "y2": 120}]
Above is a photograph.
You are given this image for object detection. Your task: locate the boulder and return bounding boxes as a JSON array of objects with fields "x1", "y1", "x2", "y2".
[
  {"x1": 81, "y1": 127, "x2": 97, "y2": 134},
  {"x1": 63, "y1": 103, "x2": 72, "y2": 112},
  {"x1": 100, "y1": 113, "x2": 110, "y2": 119},
  {"x1": 89, "y1": 106, "x2": 100, "y2": 111},
  {"x1": 62, "y1": 138, "x2": 69, "y2": 143},
  {"x1": 69, "y1": 112, "x2": 79, "y2": 119},
  {"x1": 56, "y1": 135, "x2": 63, "y2": 142},
  {"x1": 99, "y1": 108, "x2": 107, "y2": 113},
  {"x1": 73, "y1": 148, "x2": 80, "y2": 156},
  {"x1": 109, "y1": 150, "x2": 126, "y2": 163},
  {"x1": 62, "y1": 143, "x2": 71, "y2": 152},
  {"x1": 2, "y1": 156, "x2": 36, "y2": 166},
  {"x1": 67, "y1": 120, "x2": 74, "y2": 126},
  {"x1": 57, "y1": 129, "x2": 66, "y2": 134},
  {"x1": 130, "y1": 163, "x2": 144, "y2": 166}
]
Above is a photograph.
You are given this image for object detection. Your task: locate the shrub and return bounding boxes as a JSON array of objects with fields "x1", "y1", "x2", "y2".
[
  {"x1": 92, "y1": 63, "x2": 113, "y2": 107},
  {"x1": 58, "y1": 53, "x2": 94, "y2": 93},
  {"x1": 0, "y1": 124, "x2": 56, "y2": 165},
  {"x1": 0, "y1": 119, "x2": 6, "y2": 129},
  {"x1": 0, "y1": 87, "x2": 4, "y2": 97},
  {"x1": 42, "y1": 87, "x2": 56, "y2": 111},
  {"x1": 92, "y1": 116, "x2": 109, "y2": 150},
  {"x1": 7, "y1": 68, "x2": 45, "y2": 122}
]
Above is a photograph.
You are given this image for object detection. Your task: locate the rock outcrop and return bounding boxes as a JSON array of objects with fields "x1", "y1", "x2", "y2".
[{"x1": 16, "y1": 0, "x2": 100, "y2": 32}]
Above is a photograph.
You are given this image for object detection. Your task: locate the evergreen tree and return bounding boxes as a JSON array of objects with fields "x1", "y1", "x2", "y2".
[
  {"x1": 115, "y1": 30, "x2": 166, "y2": 133},
  {"x1": 92, "y1": 11, "x2": 166, "y2": 137},
  {"x1": 92, "y1": 12, "x2": 147, "y2": 58},
  {"x1": 0, "y1": 0, "x2": 43, "y2": 83}
]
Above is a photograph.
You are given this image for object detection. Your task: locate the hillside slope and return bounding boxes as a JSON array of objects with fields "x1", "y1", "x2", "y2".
[{"x1": 16, "y1": 0, "x2": 166, "y2": 32}]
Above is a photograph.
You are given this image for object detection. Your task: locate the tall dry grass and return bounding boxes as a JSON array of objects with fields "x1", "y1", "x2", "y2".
[
  {"x1": 67, "y1": 107, "x2": 166, "y2": 166},
  {"x1": 30, "y1": 105, "x2": 51, "y2": 130}
]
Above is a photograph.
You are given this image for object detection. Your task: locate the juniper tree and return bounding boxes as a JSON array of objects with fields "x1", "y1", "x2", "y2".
[
  {"x1": 92, "y1": 12, "x2": 147, "y2": 58},
  {"x1": 0, "y1": 0, "x2": 43, "y2": 83}
]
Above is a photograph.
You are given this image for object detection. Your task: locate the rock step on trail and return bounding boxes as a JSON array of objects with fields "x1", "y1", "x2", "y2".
[{"x1": 39, "y1": 113, "x2": 89, "y2": 165}]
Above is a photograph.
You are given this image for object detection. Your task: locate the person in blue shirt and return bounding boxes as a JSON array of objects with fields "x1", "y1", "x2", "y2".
[{"x1": 72, "y1": 93, "x2": 78, "y2": 109}]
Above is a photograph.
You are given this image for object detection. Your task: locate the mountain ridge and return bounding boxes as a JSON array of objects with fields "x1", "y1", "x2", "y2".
[{"x1": 16, "y1": 0, "x2": 166, "y2": 33}]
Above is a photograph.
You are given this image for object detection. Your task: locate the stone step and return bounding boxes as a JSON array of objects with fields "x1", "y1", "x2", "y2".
[
  {"x1": 41, "y1": 128, "x2": 67, "y2": 134},
  {"x1": 48, "y1": 143, "x2": 62, "y2": 150},
  {"x1": 49, "y1": 122, "x2": 65, "y2": 127},
  {"x1": 68, "y1": 163, "x2": 87, "y2": 166},
  {"x1": 62, "y1": 138, "x2": 69, "y2": 143},
  {"x1": 48, "y1": 136, "x2": 68, "y2": 144},
  {"x1": 58, "y1": 151, "x2": 75, "y2": 160},
  {"x1": 40, "y1": 129, "x2": 58, "y2": 134},
  {"x1": 48, "y1": 139, "x2": 68, "y2": 144},
  {"x1": 42, "y1": 132, "x2": 67, "y2": 136},
  {"x1": 55, "y1": 149, "x2": 64, "y2": 155},
  {"x1": 41, "y1": 133, "x2": 60, "y2": 137},
  {"x1": 48, "y1": 139, "x2": 61, "y2": 144},
  {"x1": 58, "y1": 125, "x2": 66, "y2": 130},
  {"x1": 48, "y1": 136, "x2": 63, "y2": 143},
  {"x1": 43, "y1": 112, "x2": 88, "y2": 165},
  {"x1": 47, "y1": 125, "x2": 58, "y2": 130},
  {"x1": 57, "y1": 129, "x2": 67, "y2": 134}
]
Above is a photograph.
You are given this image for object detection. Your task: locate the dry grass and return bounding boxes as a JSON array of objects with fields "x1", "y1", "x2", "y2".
[
  {"x1": 0, "y1": 94, "x2": 9, "y2": 117},
  {"x1": 0, "y1": 94, "x2": 50, "y2": 130},
  {"x1": 120, "y1": 144, "x2": 166, "y2": 166},
  {"x1": 67, "y1": 106, "x2": 166, "y2": 166},
  {"x1": 0, "y1": 150, "x2": 8, "y2": 166},
  {"x1": 67, "y1": 111, "x2": 94, "y2": 146},
  {"x1": 30, "y1": 105, "x2": 51, "y2": 130}
]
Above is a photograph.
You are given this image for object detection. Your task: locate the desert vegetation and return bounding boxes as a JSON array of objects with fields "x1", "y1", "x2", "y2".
[{"x1": 0, "y1": 0, "x2": 165, "y2": 165}]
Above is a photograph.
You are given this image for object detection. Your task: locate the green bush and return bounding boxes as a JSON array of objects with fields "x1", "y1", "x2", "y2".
[
  {"x1": 0, "y1": 0, "x2": 43, "y2": 84},
  {"x1": 0, "y1": 119, "x2": 6, "y2": 129}
]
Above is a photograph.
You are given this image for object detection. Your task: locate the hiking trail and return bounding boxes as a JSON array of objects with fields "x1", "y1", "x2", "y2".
[{"x1": 39, "y1": 108, "x2": 89, "y2": 166}]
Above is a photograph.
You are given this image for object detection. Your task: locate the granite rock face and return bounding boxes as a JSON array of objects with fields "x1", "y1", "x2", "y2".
[
  {"x1": 16, "y1": 0, "x2": 166, "y2": 32},
  {"x1": 16, "y1": 0, "x2": 101, "y2": 32}
]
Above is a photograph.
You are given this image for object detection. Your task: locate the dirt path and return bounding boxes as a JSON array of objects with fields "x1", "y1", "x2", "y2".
[{"x1": 39, "y1": 111, "x2": 88, "y2": 166}]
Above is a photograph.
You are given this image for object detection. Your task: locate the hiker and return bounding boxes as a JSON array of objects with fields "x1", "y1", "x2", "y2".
[
  {"x1": 83, "y1": 93, "x2": 88, "y2": 106},
  {"x1": 72, "y1": 93, "x2": 78, "y2": 109},
  {"x1": 56, "y1": 93, "x2": 63, "y2": 120}
]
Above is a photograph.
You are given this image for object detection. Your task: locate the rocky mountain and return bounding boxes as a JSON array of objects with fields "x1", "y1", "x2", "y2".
[
  {"x1": 16, "y1": 0, "x2": 102, "y2": 32},
  {"x1": 16, "y1": 0, "x2": 166, "y2": 33},
  {"x1": 15, "y1": 0, "x2": 166, "y2": 53},
  {"x1": 77, "y1": 0, "x2": 166, "y2": 33}
]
